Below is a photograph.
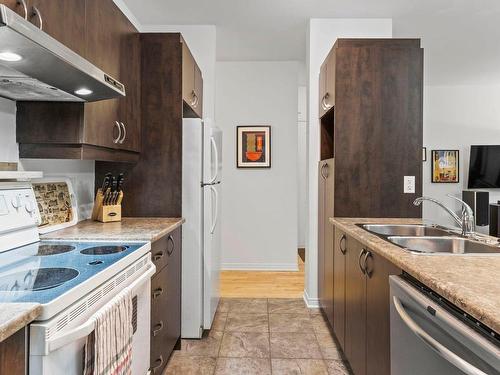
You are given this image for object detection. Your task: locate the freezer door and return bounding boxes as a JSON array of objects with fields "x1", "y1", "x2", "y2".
[{"x1": 207, "y1": 126, "x2": 223, "y2": 184}]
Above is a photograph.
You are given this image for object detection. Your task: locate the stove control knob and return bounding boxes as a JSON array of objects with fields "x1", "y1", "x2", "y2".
[
  {"x1": 11, "y1": 195, "x2": 22, "y2": 210},
  {"x1": 25, "y1": 200, "x2": 35, "y2": 214}
]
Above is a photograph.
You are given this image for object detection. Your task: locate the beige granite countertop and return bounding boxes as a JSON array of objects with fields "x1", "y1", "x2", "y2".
[
  {"x1": 42, "y1": 217, "x2": 185, "y2": 242},
  {"x1": 330, "y1": 217, "x2": 500, "y2": 333},
  {"x1": 0, "y1": 303, "x2": 41, "y2": 342}
]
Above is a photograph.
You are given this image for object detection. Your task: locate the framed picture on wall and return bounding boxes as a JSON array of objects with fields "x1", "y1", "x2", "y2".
[
  {"x1": 431, "y1": 150, "x2": 459, "y2": 183},
  {"x1": 236, "y1": 126, "x2": 271, "y2": 168}
]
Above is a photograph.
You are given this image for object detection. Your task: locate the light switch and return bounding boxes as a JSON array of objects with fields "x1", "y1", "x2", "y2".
[{"x1": 404, "y1": 176, "x2": 416, "y2": 194}]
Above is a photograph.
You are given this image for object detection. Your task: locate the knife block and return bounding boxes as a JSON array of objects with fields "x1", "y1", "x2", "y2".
[{"x1": 91, "y1": 188, "x2": 123, "y2": 223}]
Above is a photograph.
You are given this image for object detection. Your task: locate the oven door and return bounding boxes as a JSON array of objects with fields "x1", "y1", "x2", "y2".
[{"x1": 29, "y1": 257, "x2": 154, "y2": 375}]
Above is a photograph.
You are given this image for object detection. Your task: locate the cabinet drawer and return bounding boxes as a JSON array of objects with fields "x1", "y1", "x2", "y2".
[
  {"x1": 151, "y1": 236, "x2": 169, "y2": 274},
  {"x1": 150, "y1": 268, "x2": 169, "y2": 374}
]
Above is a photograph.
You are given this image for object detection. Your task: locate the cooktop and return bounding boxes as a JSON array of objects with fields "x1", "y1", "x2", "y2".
[{"x1": 0, "y1": 240, "x2": 147, "y2": 305}]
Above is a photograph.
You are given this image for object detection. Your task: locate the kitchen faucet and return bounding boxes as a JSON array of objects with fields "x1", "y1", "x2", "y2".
[{"x1": 413, "y1": 195, "x2": 476, "y2": 237}]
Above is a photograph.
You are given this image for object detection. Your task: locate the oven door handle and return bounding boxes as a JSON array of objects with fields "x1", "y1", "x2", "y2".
[
  {"x1": 47, "y1": 264, "x2": 155, "y2": 354},
  {"x1": 392, "y1": 296, "x2": 488, "y2": 375}
]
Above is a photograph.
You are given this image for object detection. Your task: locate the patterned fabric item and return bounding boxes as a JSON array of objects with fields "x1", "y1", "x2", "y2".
[{"x1": 83, "y1": 288, "x2": 133, "y2": 375}]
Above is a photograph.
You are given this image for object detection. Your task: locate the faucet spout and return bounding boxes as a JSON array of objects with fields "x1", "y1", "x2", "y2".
[{"x1": 413, "y1": 196, "x2": 462, "y2": 226}]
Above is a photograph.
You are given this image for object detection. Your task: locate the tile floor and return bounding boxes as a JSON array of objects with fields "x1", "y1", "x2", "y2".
[{"x1": 164, "y1": 298, "x2": 350, "y2": 375}]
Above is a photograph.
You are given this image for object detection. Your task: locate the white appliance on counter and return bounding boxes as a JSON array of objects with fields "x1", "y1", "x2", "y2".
[
  {"x1": 390, "y1": 275, "x2": 500, "y2": 375},
  {"x1": 0, "y1": 180, "x2": 155, "y2": 375},
  {"x1": 182, "y1": 118, "x2": 222, "y2": 338}
]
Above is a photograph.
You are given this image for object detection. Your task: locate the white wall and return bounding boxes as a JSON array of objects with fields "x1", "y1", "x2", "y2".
[
  {"x1": 305, "y1": 19, "x2": 393, "y2": 306},
  {"x1": 0, "y1": 98, "x2": 95, "y2": 220},
  {"x1": 422, "y1": 85, "x2": 500, "y2": 230},
  {"x1": 216, "y1": 61, "x2": 299, "y2": 270}
]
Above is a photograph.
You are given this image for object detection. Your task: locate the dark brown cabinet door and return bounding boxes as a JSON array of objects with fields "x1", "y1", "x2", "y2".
[
  {"x1": 182, "y1": 40, "x2": 196, "y2": 109},
  {"x1": 28, "y1": 0, "x2": 86, "y2": 55},
  {"x1": 325, "y1": 50, "x2": 336, "y2": 109},
  {"x1": 1, "y1": 0, "x2": 28, "y2": 18},
  {"x1": 0, "y1": 328, "x2": 26, "y2": 375},
  {"x1": 318, "y1": 61, "x2": 327, "y2": 118},
  {"x1": 117, "y1": 15, "x2": 141, "y2": 152},
  {"x1": 365, "y1": 251, "x2": 401, "y2": 375},
  {"x1": 193, "y1": 63, "x2": 203, "y2": 117},
  {"x1": 166, "y1": 228, "x2": 182, "y2": 353},
  {"x1": 323, "y1": 159, "x2": 335, "y2": 327},
  {"x1": 333, "y1": 228, "x2": 347, "y2": 350},
  {"x1": 345, "y1": 238, "x2": 367, "y2": 375},
  {"x1": 317, "y1": 161, "x2": 326, "y2": 312}
]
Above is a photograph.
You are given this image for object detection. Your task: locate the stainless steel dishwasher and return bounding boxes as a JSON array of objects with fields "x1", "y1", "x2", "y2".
[{"x1": 390, "y1": 275, "x2": 500, "y2": 375}]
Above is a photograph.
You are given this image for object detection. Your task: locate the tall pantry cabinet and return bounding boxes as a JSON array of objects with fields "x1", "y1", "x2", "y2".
[{"x1": 317, "y1": 38, "x2": 423, "y2": 374}]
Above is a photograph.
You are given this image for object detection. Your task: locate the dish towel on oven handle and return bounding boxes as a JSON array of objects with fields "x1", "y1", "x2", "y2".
[{"x1": 83, "y1": 287, "x2": 133, "y2": 375}]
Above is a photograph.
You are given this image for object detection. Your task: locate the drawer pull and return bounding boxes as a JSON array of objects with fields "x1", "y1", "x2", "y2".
[
  {"x1": 167, "y1": 235, "x2": 175, "y2": 256},
  {"x1": 152, "y1": 321, "x2": 164, "y2": 336},
  {"x1": 358, "y1": 249, "x2": 367, "y2": 275},
  {"x1": 152, "y1": 287, "x2": 163, "y2": 299},
  {"x1": 153, "y1": 250, "x2": 165, "y2": 261},
  {"x1": 340, "y1": 234, "x2": 347, "y2": 254},
  {"x1": 151, "y1": 355, "x2": 163, "y2": 373}
]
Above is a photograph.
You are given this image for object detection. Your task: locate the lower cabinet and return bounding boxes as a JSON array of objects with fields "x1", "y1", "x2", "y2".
[
  {"x1": 150, "y1": 227, "x2": 182, "y2": 374},
  {"x1": 331, "y1": 228, "x2": 401, "y2": 375},
  {"x1": 0, "y1": 328, "x2": 26, "y2": 375},
  {"x1": 318, "y1": 159, "x2": 334, "y2": 326}
]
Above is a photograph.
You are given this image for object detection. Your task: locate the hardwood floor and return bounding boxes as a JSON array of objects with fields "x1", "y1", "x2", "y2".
[{"x1": 220, "y1": 256, "x2": 305, "y2": 298}]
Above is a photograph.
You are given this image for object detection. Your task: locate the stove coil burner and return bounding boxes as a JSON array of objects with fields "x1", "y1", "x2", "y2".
[
  {"x1": 37, "y1": 244, "x2": 76, "y2": 256},
  {"x1": 0, "y1": 268, "x2": 79, "y2": 291},
  {"x1": 81, "y1": 246, "x2": 128, "y2": 255}
]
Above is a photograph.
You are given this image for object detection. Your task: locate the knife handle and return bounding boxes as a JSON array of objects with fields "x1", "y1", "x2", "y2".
[{"x1": 116, "y1": 191, "x2": 124, "y2": 205}]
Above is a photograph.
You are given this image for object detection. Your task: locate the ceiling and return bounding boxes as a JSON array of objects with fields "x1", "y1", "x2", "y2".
[{"x1": 123, "y1": 0, "x2": 500, "y2": 85}]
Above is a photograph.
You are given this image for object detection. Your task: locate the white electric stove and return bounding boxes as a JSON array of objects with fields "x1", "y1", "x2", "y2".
[{"x1": 0, "y1": 181, "x2": 155, "y2": 375}]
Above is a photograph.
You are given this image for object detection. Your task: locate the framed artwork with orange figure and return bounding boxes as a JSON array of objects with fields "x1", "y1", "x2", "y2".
[
  {"x1": 431, "y1": 150, "x2": 459, "y2": 183},
  {"x1": 237, "y1": 126, "x2": 271, "y2": 168}
]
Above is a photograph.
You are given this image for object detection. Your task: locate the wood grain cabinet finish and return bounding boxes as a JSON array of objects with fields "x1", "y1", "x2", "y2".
[
  {"x1": 0, "y1": 328, "x2": 26, "y2": 375},
  {"x1": 0, "y1": 0, "x2": 29, "y2": 17},
  {"x1": 333, "y1": 227, "x2": 347, "y2": 349},
  {"x1": 182, "y1": 38, "x2": 203, "y2": 118},
  {"x1": 339, "y1": 234, "x2": 401, "y2": 375},
  {"x1": 150, "y1": 227, "x2": 182, "y2": 373},
  {"x1": 319, "y1": 50, "x2": 335, "y2": 118},
  {"x1": 318, "y1": 159, "x2": 334, "y2": 326},
  {"x1": 15, "y1": 0, "x2": 141, "y2": 161}
]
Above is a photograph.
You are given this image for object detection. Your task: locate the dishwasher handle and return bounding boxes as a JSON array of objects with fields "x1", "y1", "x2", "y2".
[{"x1": 393, "y1": 296, "x2": 488, "y2": 375}]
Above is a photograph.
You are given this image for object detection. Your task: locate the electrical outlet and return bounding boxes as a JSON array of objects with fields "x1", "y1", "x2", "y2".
[{"x1": 404, "y1": 176, "x2": 415, "y2": 194}]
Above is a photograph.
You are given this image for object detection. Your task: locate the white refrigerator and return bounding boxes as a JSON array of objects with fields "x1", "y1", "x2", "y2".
[{"x1": 182, "y1": 118, "x2": 222, "y2": 338}]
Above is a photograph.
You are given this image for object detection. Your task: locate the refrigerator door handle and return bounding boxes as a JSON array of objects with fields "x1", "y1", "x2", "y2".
[
  {"x1": 209, "y1": 136, "x2": 219, "y2": 184},
  {"x1": 210, "y1": 185, "x2": 219, "y2": 234}
]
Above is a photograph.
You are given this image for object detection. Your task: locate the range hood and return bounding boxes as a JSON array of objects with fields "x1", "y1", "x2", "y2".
[{"x1": 0, "y1": 5, "x2": 125, "y2": 102}]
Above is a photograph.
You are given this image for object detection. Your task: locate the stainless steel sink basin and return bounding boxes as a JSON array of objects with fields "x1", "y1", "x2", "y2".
[
  {"x1": 362, "y1": 224, "x2": 452, "y2": 237},
  {"x1": 388, "y1": 236, "x2": 500, "y2": 255}
]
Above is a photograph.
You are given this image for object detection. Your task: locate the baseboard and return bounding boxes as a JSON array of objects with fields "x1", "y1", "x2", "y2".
[
  {"x1": 221, "y1": 263, "x2": 299, "y2": 271},
  {"x1": 303, "y1": 290, "x2": 320, "y2": 308}
]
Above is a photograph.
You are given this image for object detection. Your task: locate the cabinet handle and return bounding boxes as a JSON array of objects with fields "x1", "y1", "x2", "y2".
[
  {"x1": 363, "y1": 251, "x2": 373, "y2": 278},
  {"x1": 30, "y1": 5, "x2": 43, "y2": 30},
  {"x1": 152, "y1": 287, "x2": 163, "y2": 299},
  {"x1": 16, "y1": 0, "x2": 28, "y2": 20},
  {"x1": 340, "y1": 234, "x2": 347, "y2": 255},
  {"x1": 190, "y1": 90, "x2": 197, "y2": 107},
  {"x1": 167, "y1": 235, "x2": 175, "y2": 256},
  {"x1": 151, "y1": 355, "x2": 163, "y2": 373},
  {"x1": 192, "y1": 90, "x2": 199, "y2": 108},
  {"x1": 320, "y1": 163, "x2": 327, "y2": 180},
  {"x1": 152, "y1": 320, "x2": 164, "y2": 336},
  {"x1": 113, "y1": 121, "x2": 122, "y2": 144},
  {"x1": 153, "y1": 250, "x2": 165, "y2": 261},
  {"x1": 321, "y1": 95, "x2": 328, "y2": 111},
  {"x1": 358, "y1": 249, "x2": 367, "y2": 274},
  {"x1": 119, "y1": 122, "x2": 127, "y2": 144}
]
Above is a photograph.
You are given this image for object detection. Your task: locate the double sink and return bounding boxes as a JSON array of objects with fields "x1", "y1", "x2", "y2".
[{"x1": 361, "y1": 224, "x2": 500, "y2": 255}]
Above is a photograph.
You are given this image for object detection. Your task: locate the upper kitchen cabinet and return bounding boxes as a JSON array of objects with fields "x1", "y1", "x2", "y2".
[
  {"x1": 319, "y1": 49, "x2": 335, "y2": 118},
  {"x1": 182, "y1": 37, "x2": 203, "y2": 118},
  {"x1": 0, "y1": 0, "x2": 86, "y2": 55},
  {"x1": 28, "y1": 0, "x2": 86, "y2": 55},
  {"x1": 16, "y1": 0, "x2": 141, "y2": 162},
  {"x1": 1, "y1": 0, "x2": 29, "y2": 18}
]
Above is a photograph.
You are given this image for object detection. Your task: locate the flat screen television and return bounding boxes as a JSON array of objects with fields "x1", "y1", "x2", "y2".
[{"x1": 468, "y1": 145, "x2": 500, "y2": 189}]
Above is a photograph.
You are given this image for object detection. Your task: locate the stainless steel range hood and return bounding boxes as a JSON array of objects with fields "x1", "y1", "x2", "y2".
[{"x1": 0, "y1": 5, "x2": 125, "y2": 102}]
